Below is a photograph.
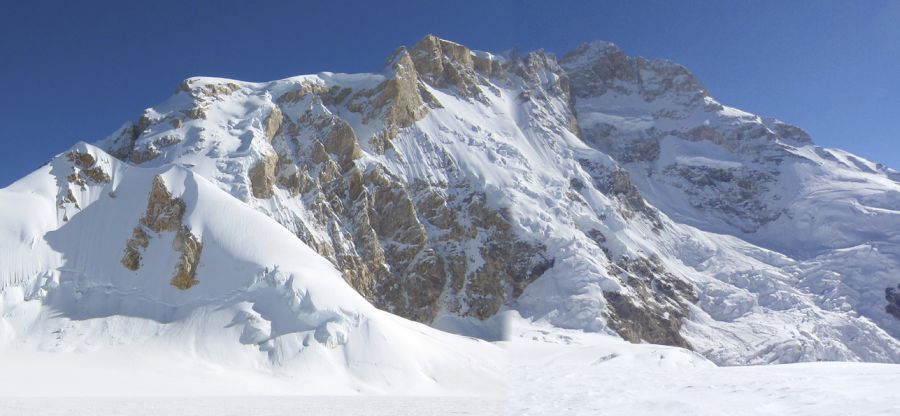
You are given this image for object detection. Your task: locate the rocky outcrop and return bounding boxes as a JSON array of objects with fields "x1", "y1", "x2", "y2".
[
  {"x1": 322, "y1": 120, "x2": 363, "y2": 168},
  {"x1": 140, "y1": 176, "x2": 186, "y2": 232},
  {"x1": 121, "y1": 175, "x2": 202, "y2": 290},
  {"x1": 358, "y1": 168, "x2": 435, "y2": 319},
  {"x1": 181, "y1": 106, "x2": 207, "y2": 120},
  {"x1": 353, "y1": 47, "x2": 434, "y2": 152},
  {"x1": 770, "y1": 121, "x2": 813, "y2": 144},
  {"x1": 463, "y1": 194, "x2": 554, "y2": 318},
  {"x1": 65, "y1": 151, "x2": 111, "y2": 187},
  {"x1": 605, "y1": 255, "x2": 696, "y2": 348},
  {"x1": 264, "y1": 107, "x2": 283, "y2": 142},
  {"x1": 581, "y1": 159, "x2": 664, "y2": 230},
  {"x1": 382, "y1": 47, "x2": 430, "y2": 125},
  {"x1": 55, "y1": 150, "x2": 110, "y2": 214},
  {"x1": 177, "y1": 79, "x2": 242, "y2": 98},
  {"x1": 249, "y1": 154, "x2": 278, "y2": 199},
  {"x1": 276, "y1": 80, "x2": 332, "y2": 105},
  {"x1": 58, "y1": 189, "x2": 79, "y2": 209},
  {"x1": 107, "y1": 114, "x2": 152, "y2": 162},
  {"x1": 409, "y1": 35, "x2": 487, "y2": 100},
  {"x1": 887, "y1": 284, "x2": 900, "y2": 320},
  {"x1": 561, "y1": 41, "x2": 707, "y2": 104},
  {"x1": 171, "y1": 227, "x2": 202, "y2": 290},
  {"x1": 104, "y1": 110, "x2": 188, "y2": 165},
  {"x1": 121, "y1": 226, "x2": 149, "y2": 271},
  {"x1": 130, "y1": 134, "x2": 183, "y2": 164}
]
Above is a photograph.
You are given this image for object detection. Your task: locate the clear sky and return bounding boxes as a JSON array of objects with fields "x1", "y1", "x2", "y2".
[{"x1": 1, "y1": 0, "x2": 898, "y2": 186}]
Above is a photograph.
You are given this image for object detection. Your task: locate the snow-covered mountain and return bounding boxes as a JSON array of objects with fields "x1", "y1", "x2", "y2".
[{"x1": 1, "y1": 35, "x2": 898, "y2": 387}]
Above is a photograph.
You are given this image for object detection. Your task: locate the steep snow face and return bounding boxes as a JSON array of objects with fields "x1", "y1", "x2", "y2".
[
  {"x1": 0, "y1": 143, "x2": 504, "y2": 395},
  {"x1": 3, "y1": 35, "x2": 898, "y2": 367},
  {"x1": 562, "y1": 41, "x2": 900, "y2": 342}
]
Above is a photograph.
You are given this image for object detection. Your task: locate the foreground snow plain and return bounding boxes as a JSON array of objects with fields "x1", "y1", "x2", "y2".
[
  {"x1": 0, "y1": 397, "x2": 502, "y2": 416},
  {"x1": 508, "y1": 321, "x2": 900, "y2": 416},
  {"x1": 2, "y1": 319, "x2": 898, "y2": 415}
]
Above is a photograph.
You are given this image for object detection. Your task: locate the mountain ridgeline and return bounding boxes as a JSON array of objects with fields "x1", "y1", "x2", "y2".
[{"x1": 2, "y1": 35, "x2": 898, "y2": 368}]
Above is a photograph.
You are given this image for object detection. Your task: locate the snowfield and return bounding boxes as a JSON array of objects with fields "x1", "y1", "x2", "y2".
[
  {"x1": 2, "y1": 320, "x2": 898, "y2": 416},
  {"x1": 508, "y1": 322, "x2": 900, "y2": 416},
  {"x1": 0, "y1": 397, "x2": 502, "y2": 416}
]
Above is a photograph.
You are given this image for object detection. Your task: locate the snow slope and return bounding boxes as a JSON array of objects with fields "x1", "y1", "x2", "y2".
[
  {"x1": 508, "y1": 319, "x2": 900, "y2": 416},
  {"x1": 0, "y1": 397, "x2": 501, "y2": 416},
  {"x1": 0, "y1": 143, "x2": 503, "y2": 395}
]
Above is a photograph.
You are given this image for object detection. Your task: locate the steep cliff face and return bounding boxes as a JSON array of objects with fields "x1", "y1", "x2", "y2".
[{"x1": 18, "y1": 35, "x2": 895, "y2": 364}]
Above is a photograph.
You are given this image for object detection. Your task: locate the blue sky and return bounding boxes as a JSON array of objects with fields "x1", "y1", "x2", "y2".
[{"x1": 1, "y1": 0, "x2": 898, "y2": 186}]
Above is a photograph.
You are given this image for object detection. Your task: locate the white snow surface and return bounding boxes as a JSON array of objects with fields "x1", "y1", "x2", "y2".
[
  {"x1": 508, "y1": 320, "x2": 900, "y2": 416},
  {"x1": 0, "y1": 397, "x2": 501, "y2": 416}
]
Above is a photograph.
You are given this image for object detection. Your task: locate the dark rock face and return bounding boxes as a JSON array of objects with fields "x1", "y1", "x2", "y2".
[
  {"x1": 277, "y1": 157, "x2": 553, "y2": 322},
  {"x1": 64, "y1": 151, "x2": 111, "y2": 188},
  {"x1": 249, "y1": 154, "x2": 277, "y2": 199},
  {"x1": 579, "y1": 158, "x2": 664, "y2": 231},
  {"x1": 122, "y1": 175, "x2": 203, "y2": 290},
  {"x1": 121, "y1": 226, "x2": 149, "y2": 271},
  {"x1": 662, "y1": 164, "x2": 781, "y2": 232},
  {"x1": 887, "y1": 285, "x2": 900, "y2": 320},
  {"x1": 257, "y1": 92, "x2": 558, "y2": 323},
  {"x1": 55, "y1": 150, "x2": 112, "y2": 217},
  {"x1": 409, "y1": 34, "x2": 486, "y2": 100},
  {"x1": 170, "y1": 227, "x2": 202, "y2": 290},
  {"x1": 140, "y1": 176, "x2": 186, "y2": 233},
  {"x1": 560, "y1": 41, "x2": 708, "y2": 104},
  {"x1": 605, "y1": 255, "x2": 697, "y2": 348}
]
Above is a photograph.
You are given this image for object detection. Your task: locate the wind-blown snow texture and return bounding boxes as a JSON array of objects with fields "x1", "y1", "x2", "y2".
[{"x1": 1, "y1": 35, "x2": 898, "y2": 395}]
